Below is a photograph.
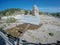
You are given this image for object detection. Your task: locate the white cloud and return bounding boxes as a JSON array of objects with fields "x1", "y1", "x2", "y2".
[{"x1": 39, "y1": 7, "x2": 60, "y2": 13}]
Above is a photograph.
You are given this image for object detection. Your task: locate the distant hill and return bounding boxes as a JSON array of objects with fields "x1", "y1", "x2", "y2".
[
  {"x1": 0, "y1": 8, "x2": 60, "y2": 18},
  {"x1": 0, "y1": 8, "x2": 20, "y2": 16},
  {"x1": 0, "y1": 8, "x2": 32, "y2": 16},
  {"x1": 50, "y1": 12, "x2": 60, "y2": 18}
]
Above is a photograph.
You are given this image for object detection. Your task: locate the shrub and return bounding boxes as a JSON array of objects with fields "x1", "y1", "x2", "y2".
[
  {"x1": 48, "y1": 32, "x2": 54, "y2": 36},
  {"x1": 6, "y1": 17, "x2": 16, "y2": 23}
]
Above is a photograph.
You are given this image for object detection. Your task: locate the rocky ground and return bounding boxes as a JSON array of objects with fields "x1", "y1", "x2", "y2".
[
  {"x1": 0, "y1": 15, "x2": 60, "y2": 44},
  {"x1": 20, "y1": 15, "x2": 60, "y2": 44}
]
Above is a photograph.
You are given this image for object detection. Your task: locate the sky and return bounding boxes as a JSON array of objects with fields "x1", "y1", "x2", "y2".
[{"x1": 0, "y1": 0, "x2": 60, "y2": 13}]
